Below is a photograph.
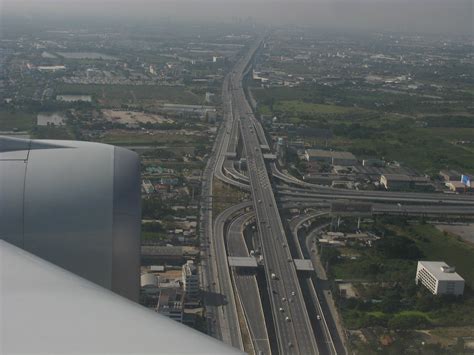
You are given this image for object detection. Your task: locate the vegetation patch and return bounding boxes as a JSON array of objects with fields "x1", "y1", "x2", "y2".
[
  {"x1": 0, "y1": 109, "x2": 36, "y2": 131},
  {"x1": 325, "y1": 219, "x2": 474, "y2": 334},
  {"x1": 55, "y1": 84, "x2": 202, "y2": 105}
]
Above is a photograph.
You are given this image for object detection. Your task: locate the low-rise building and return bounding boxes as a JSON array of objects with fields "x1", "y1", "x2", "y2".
[
  {"x1": 141, "y1": 246, "x2": 185, "y2": 266},
  {"x1": 415, "y1": 261, "x2": 464, "y2": 296},
  {"x1": 140, "y1": 273, "x2": 159, "y2": 295},
  {"x1": 157, "y1": 288, "x2": 184, "y2": 322},
  {"x1": 141, "y1": 180, "x2": 155, "y2": 194},
  {"x1": 380, "y1": 174, "x2": 430, "y2": 190},
  {"x1": 140, "y1": 273, "x2": 160, "y2": 307},
  {"x1": 362, "y1": 159, "x2": 386, "y2": 167},
  {"x1": 439, "y1": 169, "x2": 461, "y2": 182},
  {"x1": 380, "y1": 174, "x2": 412, "y2": 190},
  {"x1": 446, "y1": 181, "x2": 471, "y2": 193},
  {"x1": 305, "y1": 149, "x2": 357, "y2": 166},
  {"x1": 38, "y1": 65, "x2": 66, "y2": 72}
]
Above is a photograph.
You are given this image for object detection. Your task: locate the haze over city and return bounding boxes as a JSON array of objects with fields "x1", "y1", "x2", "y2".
[
  {"x1": 1, "y1": 0, "x2": 473, "y2": 354},
  {"x1": 2, "y1": 0, "x2": 473, "y2": 35}
]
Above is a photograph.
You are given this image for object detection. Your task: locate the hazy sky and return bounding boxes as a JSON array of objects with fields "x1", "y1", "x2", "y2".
[{"x1": 2, "y1": 0, "x2": 473, "y2": 35}]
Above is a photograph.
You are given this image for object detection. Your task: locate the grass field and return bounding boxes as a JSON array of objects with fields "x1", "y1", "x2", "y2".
[
  {"x1": 333, "y1": 219, "x2": 474, "y2": 335},
  {"x1": 100, "y1": 130, "x2": 207, "y2": 146},
  {"x1": 332, "y1": 256, "x2": 414, "y2": 282},
  {"x1": 274, "y1": 100, "x2": 356, "y2": 115},
  {"x1": 252, "y1": 86, "x2": 313, "y2": 102},
  {"x1": 253, "y1": 83, "x2": 474, "y2": 174},
  {"x1": 0, "y1": 110, "x2": 35, "y2": 130},
  {"x1": 212, "y1": 179, "x2": 248, "y2": 218},
  {"x1": 55, "y1": 84, "x2": 202, "y2": 105},
  {"x1": 338, "y1": 222, "x2": 474, "y2": 289},
  {"x1": 390, "y1": 224, "x2": 474, "y2": 289},
  {"x1": 425, "y1": 127, "x2": 474, "y2": 141},
  {"x1": 31, "y1": 126, "x2": 75, "y2": 139},
  {"x1": 328, "y1": 127, "x2": 474, "y2": 175},
  {"x1": 141, "y1": 231, "x2": 166, "y2": 242}
]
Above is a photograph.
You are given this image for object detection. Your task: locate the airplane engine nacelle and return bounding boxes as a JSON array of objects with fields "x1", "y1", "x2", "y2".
[{"x1": 0, "y1": 137, "x2": 141, "y2": 301}]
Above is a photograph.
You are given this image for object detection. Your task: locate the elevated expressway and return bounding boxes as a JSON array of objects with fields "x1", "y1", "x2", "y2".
[
  {"x1": 280, "y1": 198, "x2": 474, "y2": 217},
  {"x1": 203, "y1": 35, "x2": 474, "y2": 355},
  {"x1": 287, "y1": 214, "x2": 337, "y2": 355},
  {"x1": 226, "y1": 211, "x2": 272, "y2": 355},
  {"x1": 278, "y1": 186, "x2": 474, "y2": 206},
  {"x1": 290, "y1": 215, "x2": 349, "y2": 355},
  {"x1": 212, "y1": 202, "x2": 252, "y2": 350},
  {"x1": 213, "y1": 75, "x2": 250, "y2": 191},
  {"x1": 199, "y1": 74, "x2": 249, "y2": 349},
  {"x1": 229, "y1": 39, "x2": 319, "y2": 353},
  {"x1": 238, "y1": 112, "x2": 319, "y2": 354}
]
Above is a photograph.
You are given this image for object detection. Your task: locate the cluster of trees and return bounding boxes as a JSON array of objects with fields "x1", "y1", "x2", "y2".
[
  {"x1": 424, "y1": 115, "x2": 474, "y2": 128},
  {"x1": 138, "y1": 121, "x2": 184, "y2": 130},
  {"x1": 375, "y1": 234, "x2": 423, "y2": 260},
  {"x1": 141, "y1": 197, "x2": 173, "y2": 219},
  {"x1": 335, "y1": 219, "x2": 474, "y2": 332},
  {"x1": 141, "y1": 221, "x2": 164, "y2": 233},
  {"x1": 332, "y1": 123, "x2": 379, "y2": 139}
]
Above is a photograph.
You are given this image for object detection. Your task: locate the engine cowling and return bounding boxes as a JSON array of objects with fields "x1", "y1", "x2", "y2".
[{"x1": 0, "y1": 136, "x2": 141, "y2": 301}]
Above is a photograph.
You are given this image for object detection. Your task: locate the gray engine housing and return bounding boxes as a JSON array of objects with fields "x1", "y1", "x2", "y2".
[{"x1": 0, "y1": 136, "x2": 141, "y2": 301}]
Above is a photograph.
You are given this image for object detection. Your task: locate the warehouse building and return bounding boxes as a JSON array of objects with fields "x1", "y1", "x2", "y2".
[
  {"x1": 380, "y1": 174, "x2": 412, "y2": 190},
  {"x1": 446, "y1": 181, "x2": 472, "y2": 193},
  {"x1": 380, "y1": 174, "x2": 431, "y2": 190},
  {"x1": 304, "y1": 149, "x2": 357, "y2": 166},
  {"x1": 415, "y1": 261, "x2": 465, "y2": 296},
  {"x1": 141, "y1": 246, "x2": 185, "y2": 265},
  {"x1": 439, "y1": 169, "x2": 461, "y2": 182}
]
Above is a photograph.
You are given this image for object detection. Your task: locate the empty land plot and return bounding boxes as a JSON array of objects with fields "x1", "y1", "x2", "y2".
[
  {"x1": 435, "y1": 224, "x2": 474, "y2": 245},
  {"x1": 0, "y1": 110, "x2": 35, "y2": 131},
  {"x1": 274, "y1": 100, "x2": 356, "y2": 115},
  {"x1": 102, "y1": 110, "x2": 174, "y2": 125},
  {"x1": 100, "y1": 129, "x2": 207, "y2": 145},
  {"x1": 56, "y1": 52, "x2": 118, "y2": 60},
  {"x1": 55, "y1": 84, "x2": 201, "y2": 104}
]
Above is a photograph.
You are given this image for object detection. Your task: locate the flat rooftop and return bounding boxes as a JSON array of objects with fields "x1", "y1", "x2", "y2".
[
  {"x1": 141, "y1": 246, "x2": 183, "y2": 256},
  {"x1": 382, "y1": 173, "x2": 412, "y2": 181},
  {"x1": 306, "y1": 149, "x2": 356, "y2": 160},
  {"x1": 294, "y1": 259, "x2": 314, "y2": 271},
  {"x1": 418, "y1": 261, "x2": 464, "y2": 281}
]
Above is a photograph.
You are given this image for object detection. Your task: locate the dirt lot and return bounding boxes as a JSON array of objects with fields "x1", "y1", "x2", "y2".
[
  {"x1": 102, "y1": 109, "x2": 174, "y2": 125},
  {"x1": 435, "y1": 223, "x2": 474, "y2": 244}
]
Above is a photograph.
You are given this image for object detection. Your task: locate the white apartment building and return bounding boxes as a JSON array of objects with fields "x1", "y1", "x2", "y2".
[
  {"x1": 416, "y1": 261, "x2": 465, "y2": 296},
  {"x1": 182, "y1": 260, "x2": 199, "y2": 298}
]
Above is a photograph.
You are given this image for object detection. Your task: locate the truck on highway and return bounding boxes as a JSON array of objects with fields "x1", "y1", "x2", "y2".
[{"x1": 271, "y1": 273, "x2": 277, "y2": 280}]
